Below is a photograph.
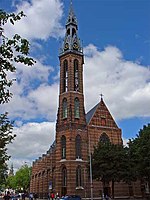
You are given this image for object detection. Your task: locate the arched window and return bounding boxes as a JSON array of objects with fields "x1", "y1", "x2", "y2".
[
  {"x1": 75, "y1": 135, "x2": 81, "y2": 159},
  {"x1": 76, "y1": 166, "x2": 82, "y2": 187},
  {"x1": 74, "y1": 59, "x2": 79, "y2": 91},
  {"x1": 62, "y1": 98, "x2": 67, "y2": 119},
  {"x1": 61, "y1": 135, "x2": 66, "y2": 159},
  {"x1": 74, "y1": 97, "x2": 80, "y2": 118},
  {"x1": 63, "y1": 60, "x2": 68, "y2": 92},
  {"x1": 67, "y1": 28, "x2": 70, "y2": 36},
  {"x1": 72, "y1": 28, "x2": 76, "y2": 37},
  {"x1": 62, "y1": 166, "x2": 67, "y2": 187},
  {"x1": 99, "y1": 133, "x2": 110, "y2": 143}
]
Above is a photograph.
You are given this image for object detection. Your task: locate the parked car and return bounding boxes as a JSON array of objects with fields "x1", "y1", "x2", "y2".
[{"x1": 60, "y1": 195, "x2": 81, "y2": 200}]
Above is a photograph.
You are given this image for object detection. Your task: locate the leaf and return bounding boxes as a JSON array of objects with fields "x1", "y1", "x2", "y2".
[{"x1": 10, "y1": 18, "x2": 14, "y2": 25}]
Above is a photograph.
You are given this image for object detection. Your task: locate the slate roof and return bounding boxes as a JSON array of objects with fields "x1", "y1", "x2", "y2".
[{"x1": 86, "y1": 102, "x2": 99, "y2": 124}]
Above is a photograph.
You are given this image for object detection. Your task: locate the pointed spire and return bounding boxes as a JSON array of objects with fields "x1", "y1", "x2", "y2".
[
  {"x1": 70, "y1": 0, "x2": 73, "y2": 14},
  {"x1": 66, "y1": 0, "x2": 77, "y2": 26},
  {"x1": 59, "y1": 0, "x2": 83, "y2": 56}
]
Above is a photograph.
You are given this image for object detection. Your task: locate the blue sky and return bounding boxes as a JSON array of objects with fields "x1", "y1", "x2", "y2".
[{"x1": 1, "y1": 0, "x2": 150, "y2": 171}]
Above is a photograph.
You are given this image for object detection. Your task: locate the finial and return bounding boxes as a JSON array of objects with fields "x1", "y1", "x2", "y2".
[
  {"x1": 69, "y1": 0, "x2": 74, "y2": 14},
  {"x1": 100, "y1": 93, "x2": 104, "y2": 101}
]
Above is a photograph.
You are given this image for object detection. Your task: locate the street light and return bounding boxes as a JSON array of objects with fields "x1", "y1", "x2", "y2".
[{"x1": 88, "y1": 133, "x2": 93, "y2": 200}]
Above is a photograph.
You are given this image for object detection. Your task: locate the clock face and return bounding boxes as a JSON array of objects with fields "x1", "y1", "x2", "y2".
[
  {"x1": 73, "y1": 43, "x2": 78, "y2": 50},
  {"x1": 64, "y1": 43, "x2": 69, "y2": 50}
]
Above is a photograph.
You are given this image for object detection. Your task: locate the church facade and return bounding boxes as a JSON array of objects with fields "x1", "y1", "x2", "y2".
[{"x1": 30, "y1": 3, "x2": 142, "y2": 199}]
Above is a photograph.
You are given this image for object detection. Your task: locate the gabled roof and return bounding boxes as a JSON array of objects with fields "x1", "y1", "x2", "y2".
[{"x1": 86, "y1": 98, "x2": 118, "y2": 128}]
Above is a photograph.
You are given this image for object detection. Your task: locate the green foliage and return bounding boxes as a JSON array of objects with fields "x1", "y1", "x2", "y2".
[
  {"x1": 92, "y1": 141, "x2": 126, "y2": 183},
  {"x1": 121, "y1": 142, "x2": 138, "y2": 184},
  {"x1": 0, "y1": 9, "x2": 35, "y2": 188},
  {"x1": 92, "y1": 124, "x2": 150, "y2": 196},
  {"x1": 6, "y1": 164, "x2": 32, "y2": 191},
  {"x1": 92, "y1": 141, "x2": 128, "y2": 198},
  {"x1": 0, "y1": 112, "x2": 15, "y2": 186},
  {"x1": 0, "y1": 9, "x2": 35, "y2": 104},
  {"x1": 6, "y1": 175, "x2": 16, "y2": 189},
  {"x1": 15, "y1": 165, "x2": 32, "y2": 190},
  {"x1": 129, "y1": 124, "x2": 150, "y2": 188}
]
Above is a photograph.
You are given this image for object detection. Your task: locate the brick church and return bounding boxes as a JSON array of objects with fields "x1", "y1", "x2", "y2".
[{"x1": 30, "y1": 2, "x2": 142, "y2": 198}]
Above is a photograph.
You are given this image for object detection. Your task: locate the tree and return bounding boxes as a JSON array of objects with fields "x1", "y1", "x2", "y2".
[
  {"x1": 130, "y1": 124, "x2": 150, "y2": 193},
  {"x1": 0, "y1": 112, "x2": 14, "y2": 186},
  {"x1": 120, "y1": 145, "x2": 138, "y2": 197},
  {"x1": 0, "y1": 10, "x2": 35, "y2": 103},
  {"x1": 15, "y1": 164, "x2": 32, "y2": 191},
  {"x1": 6, "y1": 164, "x2": 32, "y2": 191},
  {"x1": 6, "y1": 175, "x2": 16, "y2": 190},
  {"x1": 92, "y1": 141, "x2": 126, "y2": 198},
  {"x1": 0, "y1": 9, "x2": 35, "y2": 186}
]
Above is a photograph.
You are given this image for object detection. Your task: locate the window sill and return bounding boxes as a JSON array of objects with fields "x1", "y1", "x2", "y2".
[
  {"x1": 76, "y1": 186, "x2": 84, "y2": 190},
  {"x1": 63, "y1": 117, "x2": 67, "y2": 120},
  {"x1": 75, "y1": 158, "x2": 83, "y2": 161},
  {"x1": 60, "y1": 159, "x2": 66, "y2": 162}
]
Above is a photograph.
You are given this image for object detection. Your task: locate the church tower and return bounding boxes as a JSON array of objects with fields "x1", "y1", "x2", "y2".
[
  {"x1": 55, "y1": 1, "x2": 88, "y2": 196},
  {"x1": 57, "y1": 1, "x2": 86, "y2": 127},
  {"x1": 30, "y1": 2, "x2": 142, "y2": 198}
]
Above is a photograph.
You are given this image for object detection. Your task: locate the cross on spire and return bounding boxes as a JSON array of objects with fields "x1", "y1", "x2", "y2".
[{"x1": 100, "y1": 93, "x2": 104, "y2": 101}]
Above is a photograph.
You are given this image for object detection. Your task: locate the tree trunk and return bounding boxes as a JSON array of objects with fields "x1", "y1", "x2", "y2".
[
  {"x1": 112, "y1": 180, "x2": 114, "y2": 199},
  {"x1": 128, "y1": 182, "x2": 133, "y2": 197}
]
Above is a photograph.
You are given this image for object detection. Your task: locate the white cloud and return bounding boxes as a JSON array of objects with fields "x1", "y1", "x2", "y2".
[
  {"x1": 28, "y1": 83, "x2": 59, "y2": 120},
  {"x1": 7, "y1": 122, "x2": 55, "y2": 172},
  {"x1": 1, "y1": 82, "x2": 59, "y2": 121},
  {"x1": 84, "y1": 44, "x2": 150, "y2": 120},
  {"x1": 4, "y1": 0, "x2": 65, "y2": 40},
  {"x1": 1, "y1": 59, "x2": 59, "y2": 121}
]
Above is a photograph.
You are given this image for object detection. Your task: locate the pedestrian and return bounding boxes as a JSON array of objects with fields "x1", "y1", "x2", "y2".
[
  {"x1": 51, "y1": 193, "x2": 54, "y2": 200},
  {"x1": 105, "y1": 194, "x2": 109, "y2": 200},
  {"x1": 3, "y1": 191, "x2": 11, "y2": 200},
  {"x1": 56, "y1": 193, "x2": 59, "y2": 200},
  {"x1": 22, "y1": 193, "x2": 25, "y2": 200},
  {"x1": 34, "y1": 193, "x2": 38, "y2": 200},
  {"x1": 29, "y1": 193, "x2": 33, "y2": 200}
]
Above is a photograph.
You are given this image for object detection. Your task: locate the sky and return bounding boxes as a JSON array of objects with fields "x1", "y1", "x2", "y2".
[{"x1": 0, "y1": 0, "x2": 150, "y2": 172}]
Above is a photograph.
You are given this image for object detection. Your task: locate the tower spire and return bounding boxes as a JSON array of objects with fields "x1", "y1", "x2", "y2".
[
  {"x1": 59, "y1": 0, "x2": 83, "y2": 56},
  {"x1": 66, "y1": 0, "x2": 77, "y2": 27},
  {"x1": 70, "y1": 0, "x2": 73, "y2": 14}
]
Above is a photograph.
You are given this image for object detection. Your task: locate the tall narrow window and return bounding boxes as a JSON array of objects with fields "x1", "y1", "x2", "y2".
[
  {"x1": 62, "y1": 98, "x2": 67, "y2": 119},
  {"x1": 74, "y1": 97, "x2": 80, "y2": 118},
  {"x1": 61, "y1": 135, "x2": 66, "y2": 159},
  {"x1": 75, "y1": 135, "x2": 81, "y2": 159},
  {"x1": 76, "y1": 166, "x2": 82, "y2": 187},
  {"x1": 63, "y1": 60, "x2": 68, "y2": 92},
  {"x1": 99, "y1": 133, "x2": 110, "y2": 143},
  {"x1": 74, "y1": 59, "x2": 79, "y2": 91},
  {"x1": 101, "y1": 117, "x2": 106, "y2": 126},
  {"x1": 62, "y1": 166, "x2": 67, "y2": 187}
]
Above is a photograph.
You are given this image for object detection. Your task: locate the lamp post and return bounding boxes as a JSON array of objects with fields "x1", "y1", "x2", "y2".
[{"x1": 88, "y1": 133, "x2": 93, "y2": 200}]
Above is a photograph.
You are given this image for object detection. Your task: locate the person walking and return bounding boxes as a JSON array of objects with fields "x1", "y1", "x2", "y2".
[
  {"x1": 3, "y1": 191, "x2": 11, "y2": 200},
  {"x1": 51, "y1": 193, "x2": 54, "y2": 200}
]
